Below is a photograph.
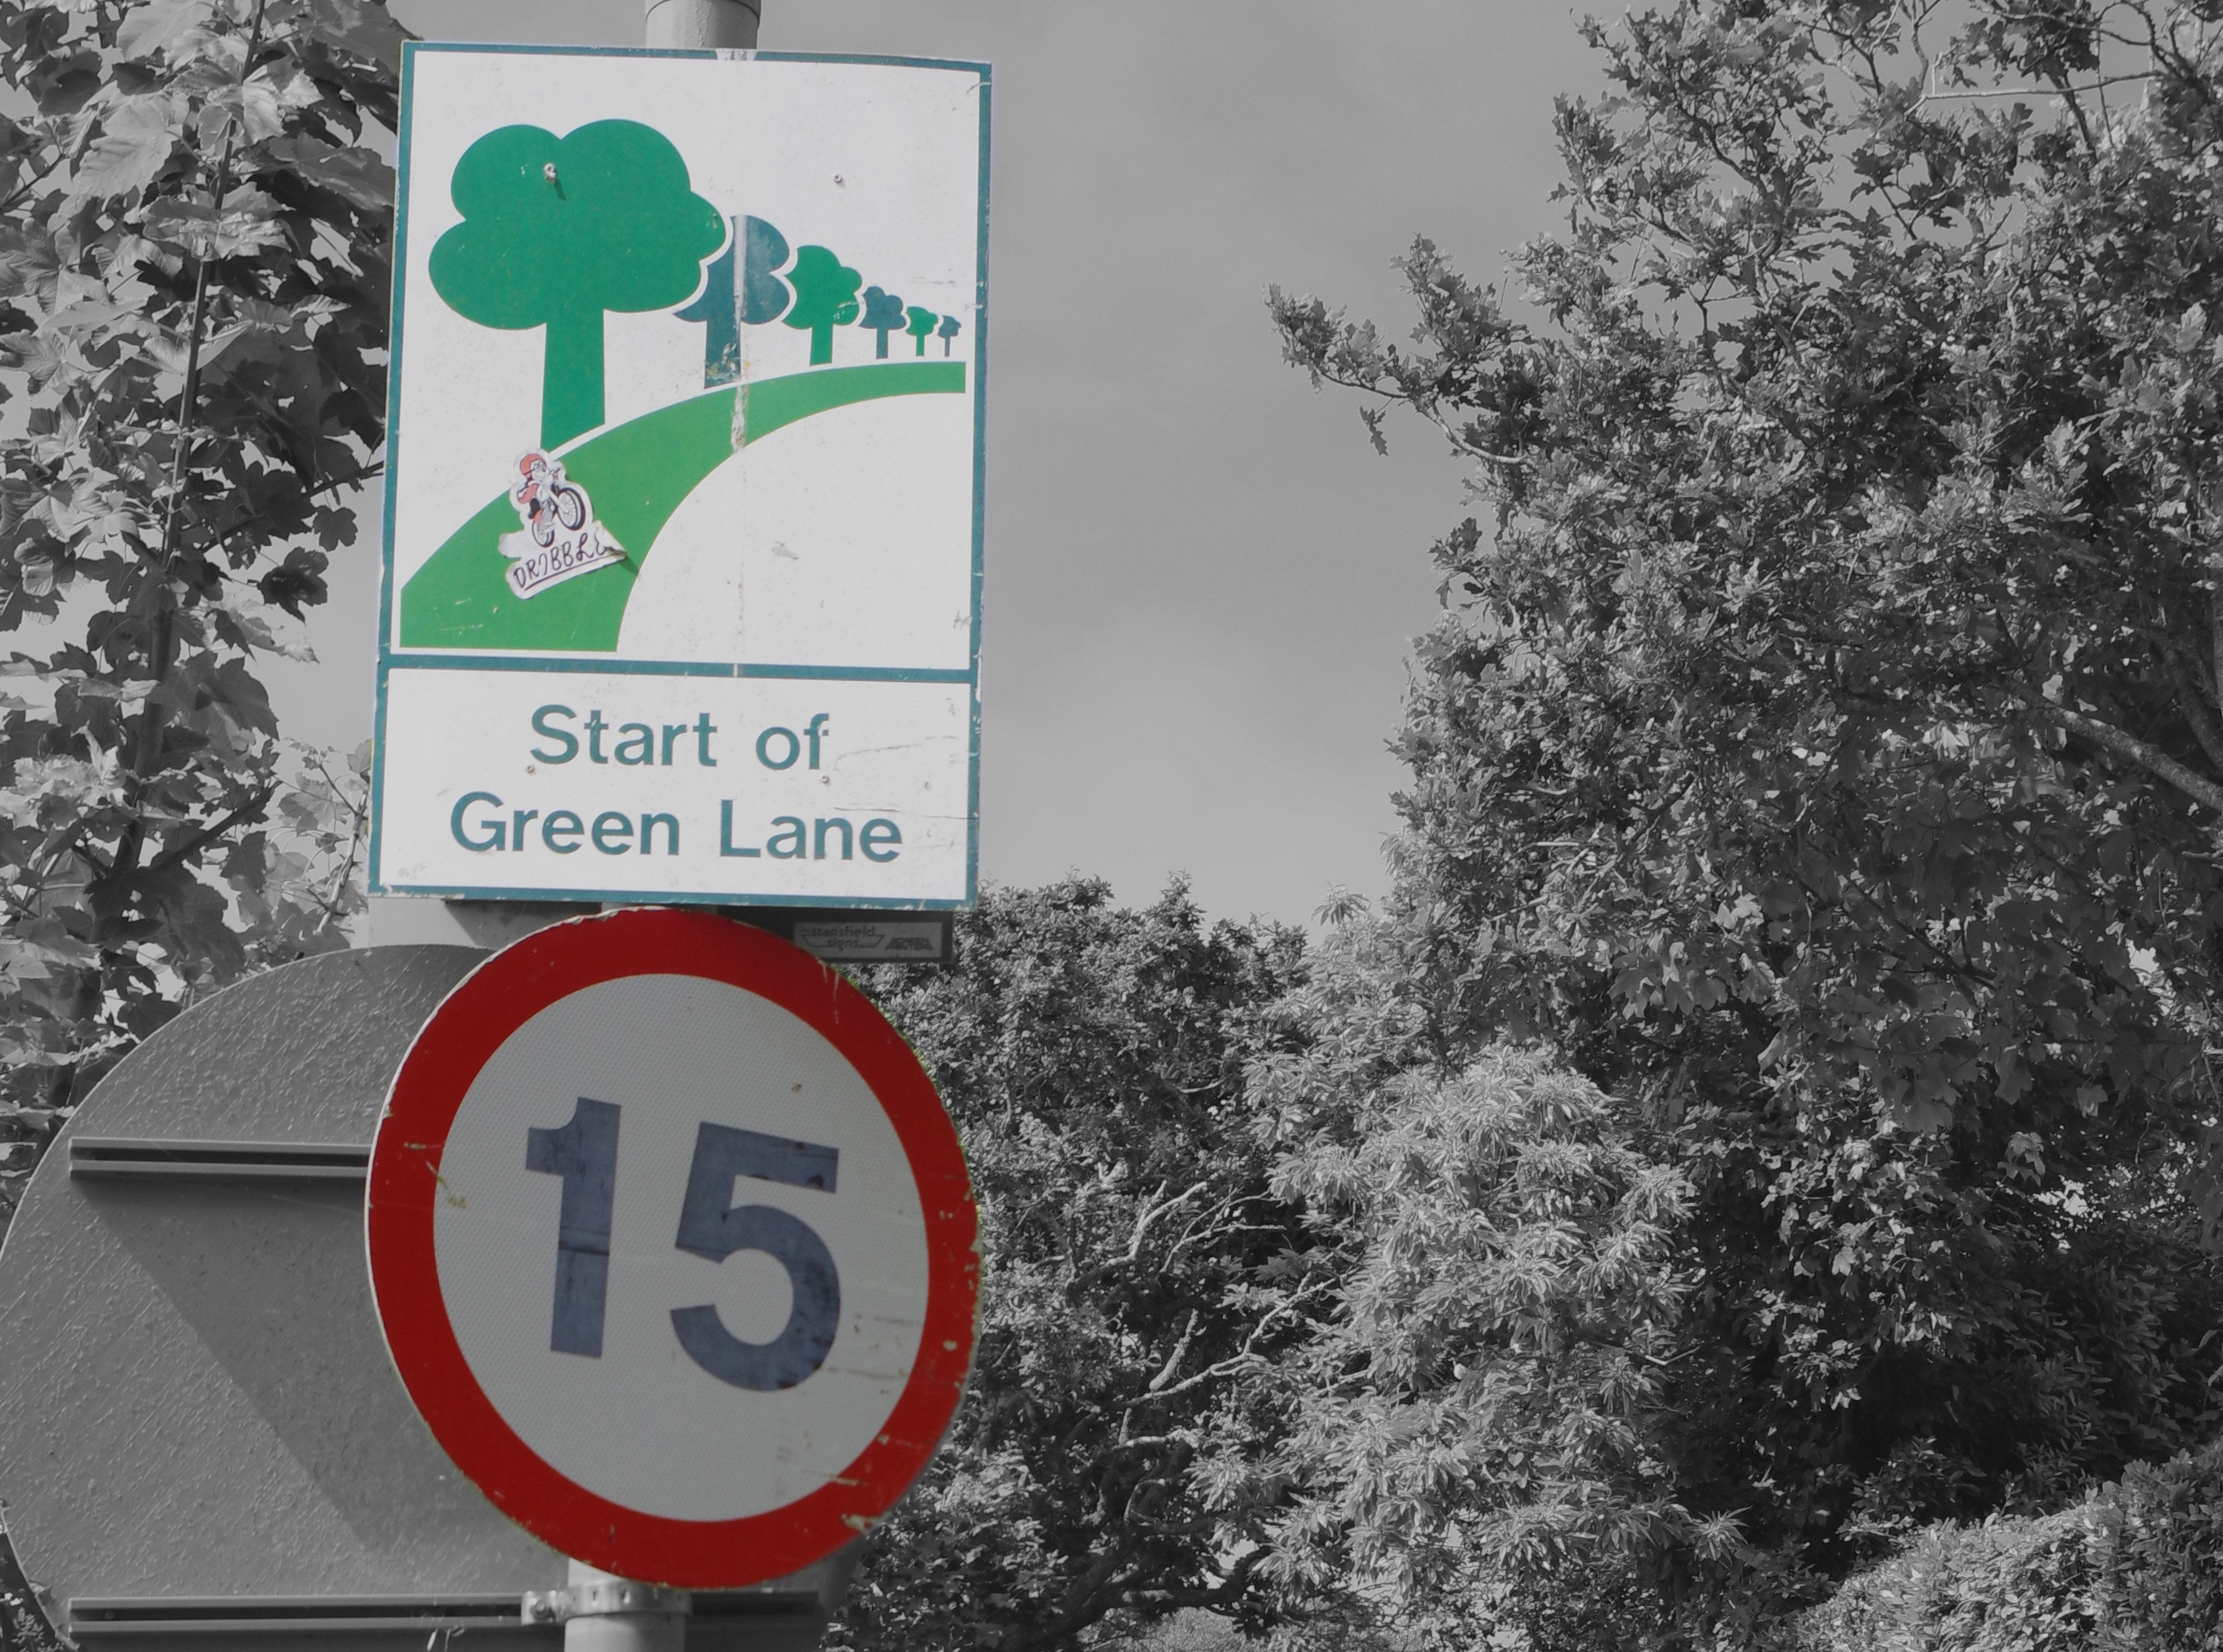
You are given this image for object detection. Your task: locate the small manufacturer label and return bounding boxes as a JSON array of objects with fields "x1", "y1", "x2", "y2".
[{"x1": 792, "y1": 920, "x2": 949, "y2": 963}]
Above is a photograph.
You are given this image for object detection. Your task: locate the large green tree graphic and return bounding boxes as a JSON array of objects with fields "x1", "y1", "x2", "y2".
[{"x1": 430, "y1": 120, "x2": 723, "y2": 449}]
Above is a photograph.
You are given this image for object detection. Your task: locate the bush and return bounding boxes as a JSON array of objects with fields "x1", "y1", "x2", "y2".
[{"x1": 1783, "y1": 1439, "x2": 2223, "y2": 1650}]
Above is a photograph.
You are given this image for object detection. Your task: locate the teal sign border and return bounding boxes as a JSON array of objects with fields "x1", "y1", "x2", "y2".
[{"x1": 369, "y1": 42, "x2": 990, "y2": 910}]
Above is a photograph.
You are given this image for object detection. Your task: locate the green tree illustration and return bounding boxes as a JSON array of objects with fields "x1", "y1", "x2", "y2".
[
  {"x1": 937, "y1": 312, "x2": 963, "y2": 356},
  {"x1": 678, "y1": 213, "x2": 792, "y2": 387},
  {"x1": 783, "y1": 245, "x2": 863, "y2": 365},
  {"x1": 858, "y1": 285, "x2": 906, "y2": 359},
  {"x1": 904, "y1": 305, "x2": 938, "y2": 356},
  {"x1": 430, "y1": 120, "x2": 723, "y2": 449}
]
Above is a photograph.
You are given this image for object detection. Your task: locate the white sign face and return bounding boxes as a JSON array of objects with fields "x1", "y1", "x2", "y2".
[
  {"x1": 367, "y1": 911, "x2": 980, "y2": 1588},
  {"x1": 371, "y1": 45, "x2": 989, "y2": 910}
]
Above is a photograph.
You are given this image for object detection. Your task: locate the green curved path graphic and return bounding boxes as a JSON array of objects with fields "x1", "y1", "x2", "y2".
[{"x1": 398, "y1": 360, "x2": 966, "y2": 652}]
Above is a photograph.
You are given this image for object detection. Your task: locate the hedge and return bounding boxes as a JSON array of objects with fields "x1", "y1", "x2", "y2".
[{"x1": 1784, "y1": 1438, "x2": 2223, "y2": 1650}]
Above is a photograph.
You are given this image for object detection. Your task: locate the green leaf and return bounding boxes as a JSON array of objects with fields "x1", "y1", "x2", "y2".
[
  {"x1": 73, "y1": 96, "x2": 180, "y2": 199},
  {"x1": 254, "y1": 547, "x2": 327, "y2": 618},
  {"x1": 197, "y1": 73, "x2": 288, "y2": 150},
  {"x1": 140, "y1": 188, "x2": 286, "y2": 258},
  {"x1": 258, "y1": 134, "x2": 391, "y2": 211},
  {"x1": 305, "y1": 0, "x2": 406, "y2": 64},
  {"x1": 210, "y1": 655, "x2": 277, "y2": 736},
  {"x1": 0, "y1": 226, "x2": 60, "y2": 309},
  {"x1": 116, "y1": 0, "x2": 216, "y2": 61}
]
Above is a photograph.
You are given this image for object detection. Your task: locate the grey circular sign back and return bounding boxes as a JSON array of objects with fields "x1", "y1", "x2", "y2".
[{"x1": 0, "y1": 946, "x2": 568, "y2": 1605}]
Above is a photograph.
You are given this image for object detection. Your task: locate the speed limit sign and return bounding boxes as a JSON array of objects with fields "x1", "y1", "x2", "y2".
[{"x1": 366, "y1": 908, "x2": 978, "y2": 1587}]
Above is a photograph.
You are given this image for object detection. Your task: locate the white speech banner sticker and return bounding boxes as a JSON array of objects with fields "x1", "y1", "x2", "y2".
[{"x1": 371, "y1": 44, "x2": 989, "y2": 909}]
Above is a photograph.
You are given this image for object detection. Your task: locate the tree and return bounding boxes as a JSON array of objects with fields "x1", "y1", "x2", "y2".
[
  {"x1": 0, "y1": 0, "x2": 395, "y2": 1605},
  {"x1": 937, "y1": 312, "x2": 962, "y2": 356},
  {"x1": 1268, "y1": 0, "x2": 2223, "y2": 1635},
  {"x1": 858, "y1": 284, "x2": 905, "y2": 360},
  {"x1": 904, "y1": 304, "x2": 937, "y2": 356},
  {"x1": 677, "y1": 211, "x2": 791, "y2": 387},
  {"x1": 0, "y1": 0, "x2": 390, "y2": 1110},
  {"x1": 1214, "y1": 919, "x2": 1721, "y2": 1650},
  {"x1": 830, "y1": 879, "x2": 1318, "y2": 1652},
  {"x1": 429, "y1": 118, "x2": 722, "y2": 448},
  {"x1": 1255, "y1": 1040, "x2": 1709, "y2": 1651},
  {"x1": 784, "y1": 244, "x2": 862, "y2": 366}
]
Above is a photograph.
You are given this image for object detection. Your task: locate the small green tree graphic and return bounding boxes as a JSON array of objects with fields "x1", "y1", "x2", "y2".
[
  {"x1": 858, "y1": 285, "x2": 907, "y2": 359},
  {"x1": 430, "y1": 121, "x2": 724, "y2": 450},
  {"x1": 784, "y1": 245, "x2": 864, "y2": 365},
  {"x1": 937, "y1": 312, "x2": 963, "y2": 356},
  {"x1": 905, "y1": 305, "x2": 939, "y2": 356}
]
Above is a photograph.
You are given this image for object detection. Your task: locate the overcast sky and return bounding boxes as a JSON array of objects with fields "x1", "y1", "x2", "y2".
[{"x1": 281, "y1": 0, "x2": 1604, "y2": 925}]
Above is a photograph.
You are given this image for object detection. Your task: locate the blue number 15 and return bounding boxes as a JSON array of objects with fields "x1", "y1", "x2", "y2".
[{"x1": 524, "y1": 1099, "x2": 842, "y2": 1391}]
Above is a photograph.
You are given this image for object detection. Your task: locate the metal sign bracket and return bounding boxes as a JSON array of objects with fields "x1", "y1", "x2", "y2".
[{"x1": 523, "y1": 1579, "x2": 690, "y2": 1625}]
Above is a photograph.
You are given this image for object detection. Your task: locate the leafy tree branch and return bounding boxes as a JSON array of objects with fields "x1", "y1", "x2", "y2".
[{"x1": 0, "y1": 0, "x2": 399, "y2": 1130}]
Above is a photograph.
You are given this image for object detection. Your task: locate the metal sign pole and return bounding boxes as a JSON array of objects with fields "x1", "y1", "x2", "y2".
[
  {"x1": 644, "y1": 0, "x2": 759, "y2": 48},
  {"x1": 547, "y1": 5, "x2": 766, "y2": 1632},
  {"x1": 544, "y1": 11, "x2": 761, "y2": 1641}
]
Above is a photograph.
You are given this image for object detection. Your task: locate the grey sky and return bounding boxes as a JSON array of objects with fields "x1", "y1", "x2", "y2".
[{"x1": 281, "y1": 0, "x2": 1602, "y2": 924}]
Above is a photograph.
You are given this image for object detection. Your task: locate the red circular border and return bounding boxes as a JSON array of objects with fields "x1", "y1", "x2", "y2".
[{"x1": 366, "y1": 908, "x2": 979, "y2": 1589}]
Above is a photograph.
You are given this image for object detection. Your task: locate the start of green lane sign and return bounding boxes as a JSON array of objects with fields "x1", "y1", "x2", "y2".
[{"x1": 371, "y1": 45, "x2": 989, "y2": 911}]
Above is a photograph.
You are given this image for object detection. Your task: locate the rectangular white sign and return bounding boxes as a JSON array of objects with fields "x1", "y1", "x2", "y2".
[{"x1": 372, "y1": 44, "x2": 988, "y2": 909}]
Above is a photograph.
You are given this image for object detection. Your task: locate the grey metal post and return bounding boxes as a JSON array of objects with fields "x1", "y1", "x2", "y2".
[
  {"x1": 646, "y1": 0, "x2": 759, "y2": 48},
  {"x1": 578, "y1": 10, "x2": 749, "y2": 1646},
  {"x1": 556, "y1": 12, "x2": 755, "y2": 1646},
  {"x1": 555, "y1": 1562, "x2": 688, "y2": 1652}
]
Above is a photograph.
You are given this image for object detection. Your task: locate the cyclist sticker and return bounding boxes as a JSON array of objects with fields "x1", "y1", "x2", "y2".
[{"x1": 501, "y1": 450, "x2": 626, "y2": 600}]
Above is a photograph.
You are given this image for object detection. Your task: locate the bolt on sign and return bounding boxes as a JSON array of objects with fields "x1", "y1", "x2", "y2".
[{"x1": 372, "y1": 44, "x2": 990, "y2": 911}]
